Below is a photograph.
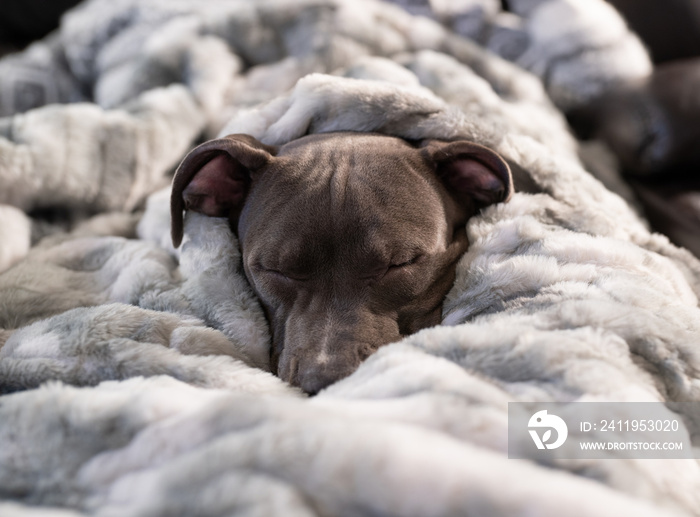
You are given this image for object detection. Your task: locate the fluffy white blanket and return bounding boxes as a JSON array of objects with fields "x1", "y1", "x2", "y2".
[{"x1": 1, "y1": 1, "x2": 699, "y2": 516}]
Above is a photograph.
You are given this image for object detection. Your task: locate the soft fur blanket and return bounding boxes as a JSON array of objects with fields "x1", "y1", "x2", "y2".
[{"x1": 1, "y1": 1, "x2": 700, "y2": 516}]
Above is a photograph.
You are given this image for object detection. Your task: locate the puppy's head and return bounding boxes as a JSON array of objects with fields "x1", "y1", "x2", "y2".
[{"x1": 172, "y1": 132, "x2": 512, "y2": 394}]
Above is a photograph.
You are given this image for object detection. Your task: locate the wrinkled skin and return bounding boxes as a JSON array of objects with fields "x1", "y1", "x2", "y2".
[{"x1": 171, "y1": 132, "x2": 512, "y2": 394}]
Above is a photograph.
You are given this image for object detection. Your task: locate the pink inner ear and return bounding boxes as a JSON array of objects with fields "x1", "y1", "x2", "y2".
[
  {"x1": 182, "y1": 154, "x2": 247, "y2": 217},
  {"x1": 444, "y1": 159, "x2": 505, "y2": 204}
]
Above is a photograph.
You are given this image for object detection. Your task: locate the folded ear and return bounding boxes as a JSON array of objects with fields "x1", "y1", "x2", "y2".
[
  {"x1": 421, "y1": 140, "x2": 513, "y2": 213},
  {"x1": 171, "y1": 134, "x2": 277, "y2": 248}
]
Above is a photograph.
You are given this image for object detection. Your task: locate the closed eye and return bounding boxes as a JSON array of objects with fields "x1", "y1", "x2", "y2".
[
  {"x1": 388, "y1": 255, "x2": 421, "y2": 270},
  {"x1": 259, "y1": 267, "x2": 309, "y2": 282}
]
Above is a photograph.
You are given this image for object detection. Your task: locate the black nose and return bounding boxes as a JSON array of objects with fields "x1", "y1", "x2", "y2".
[{"x1": 296, "y1": 365, "x2": 353, "y2": 396}]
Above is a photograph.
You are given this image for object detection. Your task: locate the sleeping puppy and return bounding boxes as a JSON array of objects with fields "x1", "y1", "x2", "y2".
[{"x1": 171, "y1": 132, "x2": 512, "y2": 394}]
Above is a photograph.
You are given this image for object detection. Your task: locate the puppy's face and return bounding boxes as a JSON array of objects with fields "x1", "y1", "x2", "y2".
[{"x1": 172, "y1": 132, "x2": 512, "y2": 394}]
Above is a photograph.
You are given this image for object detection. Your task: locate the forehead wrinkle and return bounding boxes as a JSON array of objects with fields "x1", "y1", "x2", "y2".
[
  {"x1": 252, "y1": 134, "x2": 449, "y2": 266},
  {"x1": 328, "y1": 146, "x2": 353, "y2": 235},
  {"x1": 242, "y1": 155, "x2": 332, "y2": 267},
  {"x1": 338, "y1": 155, "x2": 448, "y2": 260}
]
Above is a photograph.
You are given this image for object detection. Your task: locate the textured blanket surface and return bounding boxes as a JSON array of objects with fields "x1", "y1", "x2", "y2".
[{"x1": 1, "y1": 1, "x2": 699, "y2": 516}]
